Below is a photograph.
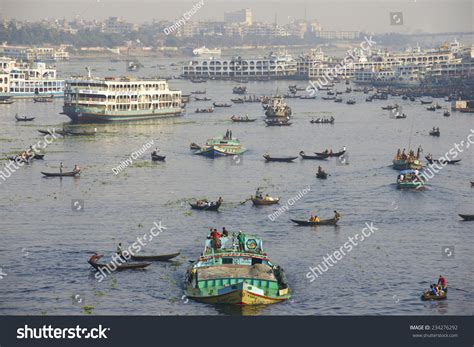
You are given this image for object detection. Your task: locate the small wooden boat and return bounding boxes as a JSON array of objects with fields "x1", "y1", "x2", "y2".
[
  {"x1": 425, "y1": 156, "x2": 461, "y2": 165},
  {"x1": 426, "y1": 105, "x2": 436, "y2": 111},
  {"x1": 316, "y1": 171, "x2": 328, "y2": 179},
  {"x1": 89, "y1": 260, "x2": 151, "y2": 271},
  {"x1": 299, "y1": 151, "x2": 328, "y2": 160},
  {"x1": 67, "y1": 130, "x2": 96, "y2": 136},
  {"x1": 38, "y1": 129, "x2": 69, "y2": 136},
  {"x1": 315, "y1": 150, "x2": 345, "y2": 157},
  {"x1": 213, "y1": 102, "x2": 232, "y2": 108},
  {"x1": 189, "y1": 199, "x2": 222, "y2": 211},
  {"x1": 251, "y1": 196, "x2": 280, "y2": 206},
  {"x1": 230, "y1": 98, "x2": 245, "y2": 103},
  {"x1": 443, "y1": 110, "x2": 451, "y2": 117},
  {"x1": 231, "y1": 115, "x2": 256, "y2": 122},
  {"x1": 420, "y1": 99, "x2": 433, "y2": 105},
  {"x1": 458, "y1": 214, "x2": 474, "y2": 221},
  {"x1": 194, "y1": 97, "x2": 211, "y2": 101},
  {"x1": 265, "y1": 120, "x2": 292, "y2": 126},
  {"x1": 190, "y1": 79, "x2": 206, "y2": 83},
  {"x1": 395, "y1": 114, "x2": 407, "y2": 119},
  {"x1": 191, "y1": 90, "x2": 206, "y2": 94},
  {"x1": 382, "y1": 104, "x2": 399, "y2": 110},
  {"x1": 0, "y1": 97, "x2": 14, "y2": 104},
  {"x1": 421, "y1": 291, "x2": 447, "y2": 301},
  {"x1": 15, "y1": 114, "x2": 35, "y2": 122},
  {"x1": 290, "y1": 218, "x2": 339, "y2": 226},
  {"x1": 33, "y1": 95, "x2": 54, "y2": 103},
  {"x1": 346, "y1": 99, "x2": 356, "y2": 105},
  {"x1": 195, "y1": 108, "x2": 214, "y2": 113},
  {"x1": 429, "y1": 130, "x2": 440, "y2": 136},
  {"x1": 190, "y1": 142, "x2": 201, "y2": 150},
  {"x1": 151, "y1": 153, "x2": 166, "y2": 161},
  {"x1": 322, "y1": 96, "x2": 336, "y2": 100},
  {"x1": 310, "y1": 118, "x2": 334, "y2": 124},
  {"x1": 41, "y1": 171, "x2": 80, "y2": 177},
  {"x1": 263, "y1": 154, "x2": 297, "y2": 162},
  {"x1": 130, "y1": 252, "x2": 180, "y2": 261}
]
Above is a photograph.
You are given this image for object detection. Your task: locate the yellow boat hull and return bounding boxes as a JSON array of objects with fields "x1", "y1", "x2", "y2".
[{"x1": 189, "y1": 289, "x2": 288, "y2": 305}]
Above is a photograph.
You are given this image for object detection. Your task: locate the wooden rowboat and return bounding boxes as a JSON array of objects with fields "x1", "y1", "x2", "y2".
[
  {"x1": 458, "y1": 214, "x2": 474, "y2": 221},
  {"x1": 89, "y1": 260, "x2": 151, "y2": 271},
  {"x1": 263, "y1": 154, "x2": 297, "y2": 162},
  {"x1": 426, "y1": 156, "x2": 461, "y2": 165},
  {"x1": 290, "y1": 218, "x2": 339, "y2": 226},
  {"x1": 189, "y1": 200, "x2": 222, "y2": 211},
  {"x1": 315, "y1": 150, "x2": 345, "y2": 157},
  {"x1": 41, "y1": 171, "x2": 80, "y2": 177},
  {"x1": 421, "y1": 291, "x2": 447, "y2": 301},
  {"x1": 251, "y1": 197, "x2": 280, "y2": 206},
  {"x1": 15, "y1": 115, "x2": 35, "y2": 122},
  {"x1": 151, "y1": 153, "x2": 166, "y2": 161},
  {"x1": 316, "y1": 171, "x2": 328, "y2": 179},
  {"x1": 130, "y1": 252, "x2": 180, "y2": 261},
  {"x1": 231, "y1": 116, "x2": 256, "y2": 122},
  {"x1": 300, "y1": 151, "x2": 328, "y2": 160}
]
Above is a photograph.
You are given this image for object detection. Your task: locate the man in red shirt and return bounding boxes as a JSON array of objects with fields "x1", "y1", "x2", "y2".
[
  {"x1": 210, "y1": 229, "x2": 221, "y2": 250},
  {"x1": 437, "y1": 275, "x2": 447, "y2": 292}
]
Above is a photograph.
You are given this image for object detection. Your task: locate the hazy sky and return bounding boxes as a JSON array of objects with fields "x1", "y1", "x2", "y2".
[{"x1": 0, "y1": 0, "x2": 473, "y2": 33}]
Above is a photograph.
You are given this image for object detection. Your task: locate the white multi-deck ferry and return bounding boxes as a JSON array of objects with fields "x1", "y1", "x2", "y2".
[
  {"x1": 62, "y1": 76, "x2": 182, "y2": 122},
  {"x1": 182, "y1": 54, "x2": 297, "y2": 80},
  {"x1": 0, "y1": 57, "x2": 64, "y2": 98}
]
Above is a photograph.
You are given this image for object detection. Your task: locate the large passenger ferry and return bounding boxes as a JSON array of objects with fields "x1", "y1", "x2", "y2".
[
  {"x1": 0, "y1": 57, "x2": 64, "y2": 98},
  {"x1": 62, "y1": 76, "x2": 183, "y2": 122},
  {"x1": 182, "y1": 54, "x2": 297, "y2": 80}
]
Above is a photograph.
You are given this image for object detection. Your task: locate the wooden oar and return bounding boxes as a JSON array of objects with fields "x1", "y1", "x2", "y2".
[{"x1": 239, "y1": 198, "x2": 251, "y2": 205}]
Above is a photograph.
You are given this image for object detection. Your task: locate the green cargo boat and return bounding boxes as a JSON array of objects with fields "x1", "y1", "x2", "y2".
[{"x1": 184, "y1": 233, "x2": 290, "y2": 305}]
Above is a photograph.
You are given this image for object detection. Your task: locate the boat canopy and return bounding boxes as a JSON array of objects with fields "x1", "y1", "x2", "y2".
[{"x1": 399, "y1": 169, "x2": 419, "y2": 174}]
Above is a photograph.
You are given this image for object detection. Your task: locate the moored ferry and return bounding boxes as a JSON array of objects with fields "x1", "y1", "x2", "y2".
[
  {"x1": 0, "y1": 57, "x2": 64, "y2": 98},
  {"x1": 185, "y1": 232, "x2": 290, "y2": 305},
  {"x1": 62, "y1": 76, "x2": 182, "y2": 122}
]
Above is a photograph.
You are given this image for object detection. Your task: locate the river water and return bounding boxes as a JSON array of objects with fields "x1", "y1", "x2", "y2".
[{"x1": 0, "y1": 57, "x2": 472, "y2": 315}]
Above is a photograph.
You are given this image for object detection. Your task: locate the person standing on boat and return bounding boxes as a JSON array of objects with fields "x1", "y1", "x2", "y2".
[
  {"x1": 229, "y1": 130, "x2": 232, "y2": 139},
  {"x1": 210, "y1": 229, "x2": 221, "y2": 250},
  {"x1": 237, "y1": 231, "x2": 245, "y2": 252},
  {"x1": 222, "y1": 227, "x2": 229, "y2": 237},
  {"x1": 60, "y1": 162, "x2": 63, "y2": 174},
  {"x1": 437, "y1": 275, "x2": 447, "y2": 293},
  {"x1": 334, "y1": 210, "x2": 341, "y2": 219},
  {"x1": 116, "y1": 243, "x2": 123, "y2": 258}
]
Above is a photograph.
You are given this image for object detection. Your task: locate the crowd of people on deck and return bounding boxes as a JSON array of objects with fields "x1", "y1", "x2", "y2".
[
  {"x1": 394, "y1": 146, "x2": 422, "y2": 161},
  {"x1": 206, "y1": 227, "x2": 248, "y2": 251}
]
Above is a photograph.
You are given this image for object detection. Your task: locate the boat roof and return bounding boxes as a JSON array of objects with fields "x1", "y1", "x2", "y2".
[{"x1": 399, "y1": 169, "x2": 419, "y2": 174}]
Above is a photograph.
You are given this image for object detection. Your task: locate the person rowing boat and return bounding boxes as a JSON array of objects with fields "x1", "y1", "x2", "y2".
[{"x1": 437, "y1": 275, "x2": 448, "y2": 293}]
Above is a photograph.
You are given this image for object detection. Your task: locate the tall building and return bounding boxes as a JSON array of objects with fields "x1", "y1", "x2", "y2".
[{"x1": 224, "y1": 9, "x2": 252, "y2": 26}]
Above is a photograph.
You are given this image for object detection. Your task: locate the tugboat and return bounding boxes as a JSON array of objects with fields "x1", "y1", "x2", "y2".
[
  {"x1": 194, "y1": 132, "x2": 247, "y2": 157},
  {"x1": 265, "y1": 96, "x2": 292, "y2": 118},
  {"x1": 184, "y1": 232, "x2": 290, "y2": 305}
]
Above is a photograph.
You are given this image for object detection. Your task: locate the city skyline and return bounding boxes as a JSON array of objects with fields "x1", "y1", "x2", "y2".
[{"x1": 1, "y1": 0, "x2": 473, "y2": 34}]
